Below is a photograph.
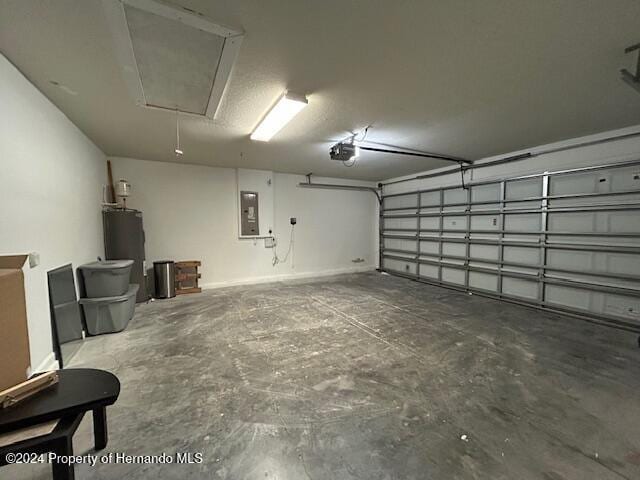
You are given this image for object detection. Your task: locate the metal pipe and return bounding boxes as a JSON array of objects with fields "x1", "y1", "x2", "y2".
[
  {"x1": 358, "y1": 145, "x2": 471, "y2": 164},
  {"x1": 298, "y1": 182, "x2": 381, "y2": 203}
]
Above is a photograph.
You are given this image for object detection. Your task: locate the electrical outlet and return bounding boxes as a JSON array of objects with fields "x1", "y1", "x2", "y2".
[{"x1": 264, "y1": 237, "x2": 276, "y2": 248}]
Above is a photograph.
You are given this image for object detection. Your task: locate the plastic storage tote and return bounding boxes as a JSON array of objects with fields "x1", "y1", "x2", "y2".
[
  {"x1": 79, "y1": 260, "x2": 133, "y2": 298},
  {"x1": 79, "y1": 284, "x2": 139, "y2": 335}
]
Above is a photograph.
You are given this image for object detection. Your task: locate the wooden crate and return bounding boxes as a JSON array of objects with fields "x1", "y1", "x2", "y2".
[{"x1": 175, "y1": 261, "x2": 201, "y2": 295}]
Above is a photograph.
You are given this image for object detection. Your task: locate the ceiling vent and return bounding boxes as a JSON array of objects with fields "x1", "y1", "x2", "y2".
[{"x1": 103, "y1": 0, "x2": 243, "y2": 118}]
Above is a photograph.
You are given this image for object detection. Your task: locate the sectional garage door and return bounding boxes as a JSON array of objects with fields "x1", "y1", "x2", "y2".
[{"x1": 380, "y1": 160, "x2": 640, "y2": 330}]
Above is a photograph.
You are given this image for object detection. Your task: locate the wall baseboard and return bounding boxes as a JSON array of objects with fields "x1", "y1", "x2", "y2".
[
  {"x1": 201, "y1": 265, "x2": 375, "y2": 290},
  {"x1": 30, "y1": 351, "x2": 59, "y2": 375}
]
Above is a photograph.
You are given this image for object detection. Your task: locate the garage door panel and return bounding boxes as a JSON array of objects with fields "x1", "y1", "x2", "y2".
[
  {"x1": 443, "y1": 216, "x2": 467, "y2": 230},
  {"x1": 419, "y1": 207, "x2": 440, "y2": 214},
  {"x1": 546, "y1": 249, "x2": 593, "y2": 271},
  {"x1": 420, "y1": 191, "x2": 440, "y2": 207},
  {"x1": 420, "y1": 217, "x2": 440, "y2": 230},
  {"x1": 505, "y1": 200, "x2": 540, "y2": 210},
  {"x1": 384, "y1": 217, "x2": 416, "y2": 230},
  {"x1": 469, "y1": 272, "x2": 498, "y2": 291},
  {"x1": 607, "y1": 253, "x2": 640, "y2": 276},
  {"x1": 549, "y1": 273, "x2": 639, "y2": 290},
  {"x1": 472, "y1": 203, "x2": 501, "y2": 212},
  {"x1": 384, "y1": 238, "x2": 415, "y2": 252},
  {"x1": 470, "y1": 244, "x2": 499, "y2": 261},
  {"x1": 610, "y1": 166, "x2": 640, "y2": 191},
  {"x1": 444, "y1": 188, "x2": 467, "y2": 205},
  {"x1": 470, "y1": 215, "x2": 500, "y2": 230},
  {"x1": 506, "y1": 178, "x2": 541, "y2": 199},
  {"x1": 471, "y1": 184, "x2": 500, "y2": 203},
  {"x1": 442, "y1": 242, "x2": 466, "y2": 257},
  {"x1": 550, "y1": 172, "x2": 599, "y2": 195},
  {"x1": 419, "y1": 264, "x2": 439, "y2": 280},
  {"x1": 503, "y1": 246, "x2": 540, "y2": 265},
  {"x1": 551, "y1": 193, "x2": 640, "y2": 208},
  {"x1": 470, "y1": 233, "x2": 501, "y2": 242},
  {"x1": 384, "y1": 258, "x2": 416, "y2": 275},
  {"x1": 419, "y1": 241, "x2": 439, "y2": 254},
  {"x1": 504, "y1": 214, "x2": 540, "y2": 231},
  {"x1": 551, "y1": 235, "x2": 639, "y2": 246},
  {"x1": 609, "y1": 211, "x2": 640, "y2": 232},
  {"x1": 547, "y1": 212, "x2": 595, "y2": 232},
  {"x1": 603, "y1": 293, "x2": 640, "y2": 321},
  {"x1": 503, "y1": 266, "x2": 538, "y2": 277},
  {"x1": 385, "y1": 195, "x2": 418, "y2": 209},
  {"x1": 546, "y1": 285, "x2": 591, "y2": 310},
  {"x1": 442, "y1": 267, "x2": 465, "y2": 285},
  {"x1": 502, "y1": 277, "x2": 538, "y2": 300}
]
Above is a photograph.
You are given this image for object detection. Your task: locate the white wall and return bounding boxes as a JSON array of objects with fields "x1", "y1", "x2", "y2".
[
  {"x1": 0, "y1": 55, "x2": 105, "y2": 371},
  {"x1": 108, "y1": 157, "x2": 378, "y2": 287}
]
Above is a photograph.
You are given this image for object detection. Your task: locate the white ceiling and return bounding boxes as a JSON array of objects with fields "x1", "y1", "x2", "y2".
[{"x1": 1, "y1": 0, "x2": 639, "y2": 181}]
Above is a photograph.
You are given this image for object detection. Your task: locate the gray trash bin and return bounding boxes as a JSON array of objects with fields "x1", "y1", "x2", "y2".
[
  {"x1": 154, "y1": 261, "x2": 176, "y2": 298},
  {"x1": 79, "y1": 260, "x2": 134, "y2": 298},
  {"x1": 79, "y1": 284, "x2": 139, "y2": 335}
]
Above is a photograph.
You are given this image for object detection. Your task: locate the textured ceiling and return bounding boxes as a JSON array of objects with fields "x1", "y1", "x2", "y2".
[{"x1": 1, "y1": 0, "x2": 639, "y2": 181}]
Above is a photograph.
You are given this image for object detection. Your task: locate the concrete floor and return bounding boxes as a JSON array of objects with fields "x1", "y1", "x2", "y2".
[{"x1": 6, "y1": 272, "x2": 640, "y2": 480}]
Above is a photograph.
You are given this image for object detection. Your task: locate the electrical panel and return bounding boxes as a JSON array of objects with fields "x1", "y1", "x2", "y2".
[{"x1": 240, "y1": 191, "x2": 259, "y2": 236}]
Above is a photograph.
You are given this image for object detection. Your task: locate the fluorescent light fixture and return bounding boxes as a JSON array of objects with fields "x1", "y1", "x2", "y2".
[{"x1": 251, "y1": 92, "x2": 308, "y2": 142}]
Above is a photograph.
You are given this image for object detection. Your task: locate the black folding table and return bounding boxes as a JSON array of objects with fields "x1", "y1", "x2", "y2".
[{"x1": 0, "y1": 368, "x2": 120, "y2": 480}]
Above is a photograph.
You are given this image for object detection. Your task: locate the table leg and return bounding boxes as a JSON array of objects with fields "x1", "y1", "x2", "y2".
[
  {"x1": 93, "y1": 407, "x2": 108, "y2": 450},
  {"x1": 51, "y1": 435, "x2": 74, "y2": 480}
]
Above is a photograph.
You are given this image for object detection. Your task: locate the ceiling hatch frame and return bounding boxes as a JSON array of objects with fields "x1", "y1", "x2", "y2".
[{"x1": 102, "y1": 0, "x2": 244, "y2": 119}]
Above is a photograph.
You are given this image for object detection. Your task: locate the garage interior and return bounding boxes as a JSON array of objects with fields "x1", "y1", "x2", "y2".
[{"x1": 1, "y1": 1, "x2": 639, "y2": 479}]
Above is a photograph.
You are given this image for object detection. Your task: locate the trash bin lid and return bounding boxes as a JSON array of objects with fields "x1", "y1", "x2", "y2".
[
  {"x1": 153, "y1": 260, "x2": 175, "y2": 265},
  {"x1": 79, "y1": 260, "x2": 134, "y2": 271},
  {"x1": 79, "y1": 284, "x2": 139, "y2": 303}
]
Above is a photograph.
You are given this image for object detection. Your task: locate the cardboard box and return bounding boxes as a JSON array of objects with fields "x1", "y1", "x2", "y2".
[{"x1": 0, "y1": 255, "x2": 31, "y2": 391}]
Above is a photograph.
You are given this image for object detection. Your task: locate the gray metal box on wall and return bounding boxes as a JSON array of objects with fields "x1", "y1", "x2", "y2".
[{"x1": 240, "y1": 191, "x2": 259, "y2": 236}]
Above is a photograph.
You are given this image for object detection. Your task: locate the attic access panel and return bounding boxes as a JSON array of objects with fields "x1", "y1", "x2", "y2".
[{"x1": 103, "y1": 0, "x2": 243, "y2": 118}]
